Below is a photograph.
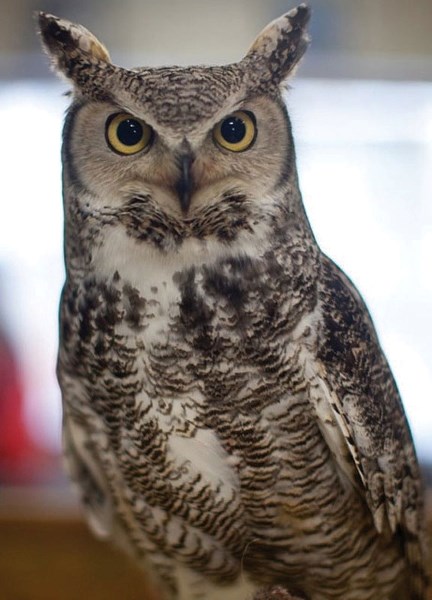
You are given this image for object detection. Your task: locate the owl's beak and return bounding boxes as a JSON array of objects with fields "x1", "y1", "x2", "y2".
[{"x1": 175, "y1": 153, "x2": 194, "y2": 213}]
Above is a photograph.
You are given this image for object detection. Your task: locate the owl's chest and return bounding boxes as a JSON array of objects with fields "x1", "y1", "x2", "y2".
[
  {"x1": 61, "y1": 262, "x2": 373, "y2": 590},
  {"x1": 61, "y1": 252, "x2": 317, "y2": 420}
]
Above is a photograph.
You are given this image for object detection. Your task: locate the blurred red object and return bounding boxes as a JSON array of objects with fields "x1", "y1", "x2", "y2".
[{"x1": 0, "y1": 329, "x2": 37, "y2": 483}]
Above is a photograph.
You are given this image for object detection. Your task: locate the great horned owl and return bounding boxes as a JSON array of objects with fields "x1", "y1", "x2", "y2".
[{"x1": 38, "y1": 5, "x2": 428, "y2": 600}]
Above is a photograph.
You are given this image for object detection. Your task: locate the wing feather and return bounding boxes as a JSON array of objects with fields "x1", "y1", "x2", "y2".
[
  {"x1": 312, "y1": 255, "x2": 427, "y2": 595},
  {"x1": 63, "y1": 417, "x2": 114, "y2": 539}
]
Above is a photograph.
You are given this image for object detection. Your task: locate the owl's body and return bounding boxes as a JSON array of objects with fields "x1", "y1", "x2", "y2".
[{"x1": 39, "y1": 6, "x2": 427, "y2": 599}]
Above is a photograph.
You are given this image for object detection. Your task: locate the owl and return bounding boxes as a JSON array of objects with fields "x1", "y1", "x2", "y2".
[{"x1": 38, "y1": 5, "x2": 428, "y2": 600}]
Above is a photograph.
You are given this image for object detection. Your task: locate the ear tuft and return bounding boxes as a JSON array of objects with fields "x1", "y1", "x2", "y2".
[
  {"x1": 37, "y1": 12, "x2": 111, "y2": 79},
  {"x1": 244, "y1": 4, "x2": 311, "y2": 86}
]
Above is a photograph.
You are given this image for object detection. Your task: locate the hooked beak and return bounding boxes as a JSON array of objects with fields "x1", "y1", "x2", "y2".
[{"x1": 175, "y1": 152, "x2": 195, "y2": 213}]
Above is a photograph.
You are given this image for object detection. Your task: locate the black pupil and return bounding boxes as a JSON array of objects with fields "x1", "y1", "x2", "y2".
[
  {"x1": 220, "y1": 115, "x2": 246, "y2": 144},
  {"x1": 117, "y1": 118, "x2": 143, "y2": 146}
]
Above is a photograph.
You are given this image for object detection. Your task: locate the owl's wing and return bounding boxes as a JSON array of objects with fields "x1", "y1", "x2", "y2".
[
  {"x1": 63, "y1": 416, "x2": 114, "y2": 539},
  {"x1": 311, "y1": 255, "x2": 427, "y2": 593}
]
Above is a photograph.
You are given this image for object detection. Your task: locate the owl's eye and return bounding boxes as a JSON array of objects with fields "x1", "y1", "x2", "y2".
[
  {"x1": 213, "y1": 111, "x2": 256, "y2": 152},
  {"x1": 106, "y1": 113, "x2": 153, "y2": 155}
]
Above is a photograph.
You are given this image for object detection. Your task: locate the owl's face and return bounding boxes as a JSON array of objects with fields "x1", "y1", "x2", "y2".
[
  {"x1": 40, "y1": 6, "x2": 310, "y2": 262},
  {"x1": 69, "y1": 77, "x2": 289, "y2": 216}
]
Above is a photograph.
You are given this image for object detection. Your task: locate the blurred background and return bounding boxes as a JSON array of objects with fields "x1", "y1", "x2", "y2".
[{"x1": 0, "y1": 0, "x2": 431, "y2": 598}]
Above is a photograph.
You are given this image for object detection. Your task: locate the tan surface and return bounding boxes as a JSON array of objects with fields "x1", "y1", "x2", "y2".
[{"x1": 1, "y1": 518, "x2": 161, "y2": 600}]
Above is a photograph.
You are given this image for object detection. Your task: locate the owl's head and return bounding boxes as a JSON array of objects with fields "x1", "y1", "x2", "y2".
[{"x1": 39, "y1": 6, "x2": 311, "y2": 269}]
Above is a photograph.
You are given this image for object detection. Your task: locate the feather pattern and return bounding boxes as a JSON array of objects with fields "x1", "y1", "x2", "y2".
[{"x1": 39, "y1": 5, "x2": 428, "y2": 599}]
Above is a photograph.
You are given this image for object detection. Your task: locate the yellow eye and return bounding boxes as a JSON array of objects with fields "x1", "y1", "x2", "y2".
[
  {"x1": 213, "y1": 110, "x2": 256, "y2": 152},
  {"x1": 105, "y1": 113, "x2": 153, "y2": 155}
]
